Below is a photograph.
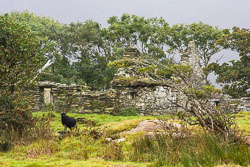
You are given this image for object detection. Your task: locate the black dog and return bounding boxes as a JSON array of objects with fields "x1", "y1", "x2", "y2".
[{"x1": 61, "y1": 113, "x2": 77, "y2": 131}]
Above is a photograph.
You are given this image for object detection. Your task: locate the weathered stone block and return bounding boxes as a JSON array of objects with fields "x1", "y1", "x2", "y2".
[
  {"x1": 105, "y1": 107, "x2": 114, "y2": 113},
  {"x1": 93, "y1": 109, "x2": 101, "y2": 113}
]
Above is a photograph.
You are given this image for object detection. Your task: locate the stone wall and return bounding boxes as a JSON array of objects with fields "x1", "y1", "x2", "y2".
[
  {"x1": 23, "y1": 86, "x2": 43, "y2": 111},
  {"x1": 29, "y1": 82, "x2": 178, "y2": 115},
  {"x1": 28, "y1": 81, "x2": 250, "y2": 115},
  {"x1": 29, "y1": 81, "x2": 118, "y2": 114},
  {"x1": 112, "y1": 85, "x2": 178, "y2": 115}
]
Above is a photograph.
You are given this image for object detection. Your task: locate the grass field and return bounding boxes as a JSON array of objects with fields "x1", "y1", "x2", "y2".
[
  {"x1": 0, "y1": 111, "x2": 249, "y2": 167},
  {"x1": 234, "y1": 111, "x2": 250, "y2": 134}
]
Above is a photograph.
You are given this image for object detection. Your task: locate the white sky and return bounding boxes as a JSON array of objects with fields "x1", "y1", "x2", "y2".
[
  {"x1": 1, "y1": 0, "x2": 249, "y2": 86},
  {"x1": 1, "y1": 0, "x2": 249, "y2": 28}
]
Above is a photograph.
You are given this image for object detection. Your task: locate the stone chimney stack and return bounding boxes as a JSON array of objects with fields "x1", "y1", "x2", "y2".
[
  {"x1": 124, "y1": 47, "x2": 140, "y2": 58},
  {"x1": 180, "y1": 41, "x2": 206, "y2": 85}
]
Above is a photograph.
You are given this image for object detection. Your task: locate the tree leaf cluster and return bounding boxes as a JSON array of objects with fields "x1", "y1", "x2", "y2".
[
  {"x1": 0, "y1": 13, "x2": 45, "y2": 92},
  {"x1": 211, "y1": 27, "x2": 250, "y2": 97}
]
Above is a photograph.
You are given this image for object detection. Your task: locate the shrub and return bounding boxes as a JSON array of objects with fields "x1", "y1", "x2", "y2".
[
  {"x1": 0, "y1": 92, "x2": 35, "y2": 151},
  {"x1": 118, "y1": 106, "x2": 138, "y2": 116},
  {"x1": 0, "y1": 13, "x2": 48, "y2": 151},
  {"x1": 0, "y1": 92, "x2": 54, "y2": 151}
]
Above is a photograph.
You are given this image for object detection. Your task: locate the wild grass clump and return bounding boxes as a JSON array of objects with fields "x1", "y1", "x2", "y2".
[
  {"x1": 106, "y1": 119, "x2": 144, "y2": 135},
  {"x1": 103, "y1": 142, "x2": 124, "y2": 161},
  {"x1": 25, "y1": 139, "x2": 59, "y2": 159},
  {"x1": 131, "y1": 132, "x2": 249, "y2": 167}
]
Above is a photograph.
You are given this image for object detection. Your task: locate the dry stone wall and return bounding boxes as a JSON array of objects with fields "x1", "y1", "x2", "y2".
[
  {"x1": 28, "y1": 81, "x2": 250, "y2": 115},
  {"x1": 29, "y1": 81, "x2": 118, "y2": 114},
  {"x1": 112, "y1": 86, "x2": 178, "y2": 115},
  {"x1": 23, "y1": 86, "x2": 43, "y2": 111},
  {"x1": 28, "y1": 82, "x2": 177, "y2": 115},
  {"x1": 109, "y1": 47, "x2": 180, "y2": 115}
]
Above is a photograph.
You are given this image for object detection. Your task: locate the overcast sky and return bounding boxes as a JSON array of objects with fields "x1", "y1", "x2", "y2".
[
  {"x1": 1, "y1": 0, "x2": 249, "y2": 28},
  {"x1": 1, "y1": 0, "x2": 249, "y2": 86}
]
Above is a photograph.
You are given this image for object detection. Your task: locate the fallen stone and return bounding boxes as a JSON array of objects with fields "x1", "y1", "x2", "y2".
[
  {"x1": 105, "y1": 138, "x2": 112, "y2": 142},
  {"x1": 116, "y1": 138, "x2": 126, "y2": 143}
]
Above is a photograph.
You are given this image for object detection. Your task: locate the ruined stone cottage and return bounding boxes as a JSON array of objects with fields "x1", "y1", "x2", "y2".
[
  {"x1": 27, "y1": 41, "x2": 213, "y2": 115},
  {"x1": 109, "y1": 42, "x2": 208, "y2": 115},
  {"x1": 109, "y1": 47, "x2": 176, "y2": 115}
]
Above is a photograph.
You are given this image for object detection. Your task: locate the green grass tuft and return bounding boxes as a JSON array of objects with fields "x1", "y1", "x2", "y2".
[{"x1": 131, "y1": 133, "x2": 250, "y2": 167}]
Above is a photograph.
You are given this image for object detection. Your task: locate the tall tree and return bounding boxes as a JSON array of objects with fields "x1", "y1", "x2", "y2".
[
  {"x1": 8, "y1": 11, "x2": 78, "y2": 84},
  {"x1": 0, "y1": 13, "x2": 45, "y2": 92},
  {"x1": 104, "y1": 14, "x2": 171, "y2": 61},
  {"x1": 8, "y1": 11, "x2": 63, "y2": 59},
  {"x1": 209, "y1": 27, "x2": 250, "y2": 97},
  {"x1": 59, "y1": 21, "x2": 116, "y2": 89},
  {"x1": 0, "y1": 14, "x2": 46, "y2": 147}
]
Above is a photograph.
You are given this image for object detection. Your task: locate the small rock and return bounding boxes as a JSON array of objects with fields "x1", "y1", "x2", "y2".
[
  {"x1": 105, "y1": 138, "x2": 113, "y2": 142},
  {"x1": 116, "y1": 138, "x2": 126, "y2": 143}
]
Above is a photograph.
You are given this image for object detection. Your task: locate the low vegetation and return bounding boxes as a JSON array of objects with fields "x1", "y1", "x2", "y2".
[
  {"x1": 0, "y1": 111, "x2": 249, "y2": 167},
  {"x1": 132, "y1": 133, "x2": 249, "y2": 167}
]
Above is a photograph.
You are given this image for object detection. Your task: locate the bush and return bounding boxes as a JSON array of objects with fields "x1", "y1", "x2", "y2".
[
  {"x1": 118, "y1": 106, "x2": 138, "y2": 116},
  {"x1": 0, "y1": 92, "x2": 34, "y2": 151},
  {"x1": 0, "y1": 13, "x2": 51, "y2": 152},
  {"x1": 0, "y1": 92, "x2": 54, "y2": 152}
]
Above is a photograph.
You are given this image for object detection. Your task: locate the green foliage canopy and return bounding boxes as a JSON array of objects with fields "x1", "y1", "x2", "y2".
[
  {"x1": 0, "y1": 13, "x2": 47, "y2": 151},
  {"x1": 166, "y1": 22, "x2": 223, "y2": 68},
  {"x1": 2, "y1": 11, "x2": 248, "y2": 96},
  {"x1": 0, "y1": 13, "x2": 45, "y2": 92},
  {"x1": 209, "y1": 27, "x2": 250, "y2": 97},
  {"x1": 105, "y1": 14, "x2": 171, "y2": 60}
]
